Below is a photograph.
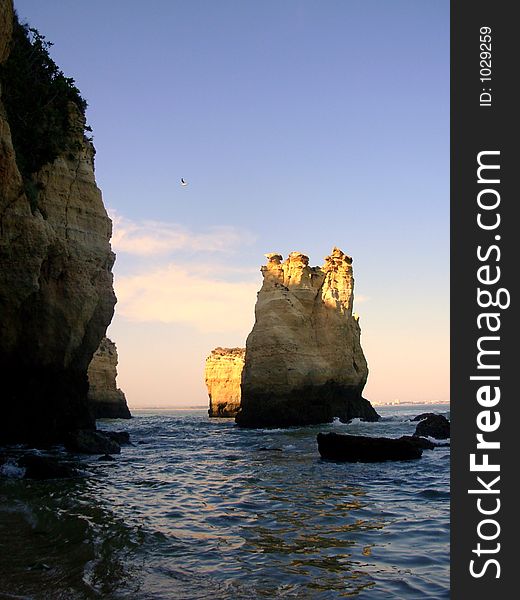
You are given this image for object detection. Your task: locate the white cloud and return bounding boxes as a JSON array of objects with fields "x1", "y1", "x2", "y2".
[
  {"x1": 114, "y1": 263, "x2": 258, "y2": 334},
  {"x1": 109, "y1": 210, "x2": 255, "y2": 256}
]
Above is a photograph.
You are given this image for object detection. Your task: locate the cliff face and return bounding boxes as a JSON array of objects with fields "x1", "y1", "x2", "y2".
[
  {"x1": 0, "y1": 3, "x2": 116, "y2": 442},
  {"x1": 87, "y1": 337, "x2": 130, "y2": 419},
  {"x1": 236, "y1": 248, "x2": 379, "y2": 427},
  {"x1": 205, "y1": 348, "x2": 245, "y2": 417}
]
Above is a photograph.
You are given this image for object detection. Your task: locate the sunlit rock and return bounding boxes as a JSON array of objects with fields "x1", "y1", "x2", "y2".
[
  {"x1": 205, "y1": 347, "x2": 245, "y2": 417},
  {"x1": 236, "y1": 248, "x2": 379, "y2": 428}
]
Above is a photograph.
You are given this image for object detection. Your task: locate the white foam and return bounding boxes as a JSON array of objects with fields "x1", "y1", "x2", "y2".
[{"x1": 0, "y1": 459, "x2": 26, "y2": 479}]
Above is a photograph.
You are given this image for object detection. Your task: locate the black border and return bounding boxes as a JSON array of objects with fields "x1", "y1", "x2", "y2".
[{"x1": 451, "y1": 1, "x2": 517, "y2": 596}]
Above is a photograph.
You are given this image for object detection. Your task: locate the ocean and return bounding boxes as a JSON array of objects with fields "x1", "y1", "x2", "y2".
[{"x1": 0, "y1": 404, "x2": 450, "y2": 599}]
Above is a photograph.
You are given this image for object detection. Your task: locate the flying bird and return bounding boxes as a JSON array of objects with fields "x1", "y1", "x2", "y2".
[{"x1": 180, "y1": 178, "x2": 188, "y2": 186}]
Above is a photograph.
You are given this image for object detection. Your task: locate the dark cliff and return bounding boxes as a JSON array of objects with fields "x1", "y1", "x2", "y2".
[{"x1": 0, "y1": 2, "x2": 116, "y2": 442}]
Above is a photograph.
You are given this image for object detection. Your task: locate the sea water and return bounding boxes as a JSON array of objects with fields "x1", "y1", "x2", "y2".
[{"x1": 0, "y1": 404, "x2": 449, "y2": 599}]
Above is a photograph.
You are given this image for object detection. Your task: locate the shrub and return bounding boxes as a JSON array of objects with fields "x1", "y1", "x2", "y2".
[{"x1": 0, "y1": 12, "x2": 89, "y2": 207}]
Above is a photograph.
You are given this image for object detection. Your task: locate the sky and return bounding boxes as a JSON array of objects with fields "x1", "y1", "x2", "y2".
[{"x1": 15, "y1": 0, "x2": 449, "y2": 407}]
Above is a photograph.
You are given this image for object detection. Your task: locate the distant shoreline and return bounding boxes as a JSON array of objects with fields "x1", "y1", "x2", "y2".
[
  {"x1": 374, "y1": 401, "x2": 450, "y2": 407},
  {"x1": 129, "y1": 401, "x2": 451, "y2": 411},
  {"x1": 130, "y1": 406, "x2": 209, "y2": 410}
]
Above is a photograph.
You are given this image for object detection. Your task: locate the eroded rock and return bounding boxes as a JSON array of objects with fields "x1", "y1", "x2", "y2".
[
  {"x1": 205, "y1": 347, "x2": 245, "y2": 417},
  {"x1": 0, "y1": 5, "x2": 116, "y2": 443},
  {"x1": 88, "y1": 337, "x2": 131, "y2": 419},
  {"x1": 236, "y1": 248, "x2": 379, "y2": 428}
]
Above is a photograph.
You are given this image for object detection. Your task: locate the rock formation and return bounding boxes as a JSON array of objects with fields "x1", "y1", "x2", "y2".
[
  {"x1": 205, "y1": 347, "x2": 245, "y2": 417},
  {"x1": 236, "y1": 248, "x2": 379, "y2": 428},
  {"x1": 87, "y1": 337, "x2": 131, "y2": 419},
  {"x1": 0, "y1": 4, "x2": 116, "y2": 443},
  {"x1": 414, "y1": 414, "x2": 450, "y2": 440}
]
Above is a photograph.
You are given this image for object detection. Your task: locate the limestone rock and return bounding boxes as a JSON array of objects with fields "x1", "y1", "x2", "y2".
[
  {"x1": 205, "y1": 347, "x2": 245, "y2": 417},
  {"x1": 0, "y1": 4, "x2": 116, "y2": 443},
  {"x1": 0, "y1": 0, "x2": 13, "y2": 64},
  {"x1": 236, "y1": 248, "x2": 379, "y2": 428},
  {"x1": 87, "y1": 337, "x2": 131, "y2": 419}
]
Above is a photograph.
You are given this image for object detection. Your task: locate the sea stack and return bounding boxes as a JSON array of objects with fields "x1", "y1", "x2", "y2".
[
  {"x1": 0, "y1": 5, "x2": 116, "y2": 443},
  {"x1": 205, "y1": 347, "x2": 245, "y2": 417},
  {"x1": 236, "y1": 248, "x2": 379, "y2": 428},
  {"x1": 87, "y1": 337, "x2": 131, "y2": 419}
]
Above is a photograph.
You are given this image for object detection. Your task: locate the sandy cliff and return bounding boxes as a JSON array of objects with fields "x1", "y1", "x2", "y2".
[
  {"x1": 236, "y1": 248, "x2": 379, "y2": 427},
  {"x1": 87, "y1": 337, "x2": 130, "y2": 419},
  {"x1": 0, "y1": 3, "x2": 116, "y2": 442},
  {"x1": 205, "y1": 347, "x2": 245, "y2": 417}
]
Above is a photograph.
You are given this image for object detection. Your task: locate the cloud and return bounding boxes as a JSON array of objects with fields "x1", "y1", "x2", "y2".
[
  {"x1": 109, "y1": 210, "x2": 255, "y2": 257},
  {"x1": 114, "y1": 263, "x2": 258, "y2": 334}
]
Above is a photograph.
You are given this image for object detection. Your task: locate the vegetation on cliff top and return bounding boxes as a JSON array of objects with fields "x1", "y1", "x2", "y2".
[{"x1": 0, "y1": 12, "x2": 90, "y2": 206}]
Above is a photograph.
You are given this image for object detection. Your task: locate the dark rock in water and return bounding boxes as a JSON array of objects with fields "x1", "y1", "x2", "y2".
[
  {"x1": 28, "y1": 562, "x2": 52, "y2": 571},
  {"x1": 98, "y1": 453, "x2": 116, "y2": 461},
  {"x1": 65, "y1": 430, "x2": 121, "y2": 455},
  {"x1": 411, "y1": 412, "x2": 438, "y2": 422},
  {"x1": 18, "y1": 455, "x2": 79, "y2": 479},
  {"x1": 400, "y1": 435, "x2": 436, "y2": 450},
  {"x1": 317, "y1": 432, "x2": 423, "y2": 462},
  {"x1": 414, "y1": 415, "x2": 450, "y2": 440},
  {"x1": 104, "y1": 431, "x2": 130, "y2": 445},
  {"x1": 258, "y1": 447, "x2": 283, "y2": 452}
]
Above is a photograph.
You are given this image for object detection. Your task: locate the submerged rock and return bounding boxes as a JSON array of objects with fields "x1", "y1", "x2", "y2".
[
  {"x1": 205, "y1": 347, "x2": 245, "y2": 417},
  {"x1": 411, "y1": 412, "x2": 438, "y2": 422},
  {"x1": 0, "y1": 454, "x2": 79, "y2": 479},
  {"x1": 236, "y1": 248, "x2": 379, "y2": 428},
  {"x1": 104, "y1": 431, "x2": 131, "y2": 445},
  {"x1": 317, "y1": 432, "x2": 423, "y2": 462},
  {"x1": 414, "y1": 414, "x2": 450, "y2": 440},
  {"x1": 19, "y1": 455, "x2": 80, "y2": 479},
  {"x1": 65, "y1": 430, "x2": 121, "y2": 455},
  {"x1": 98, "y1": 453, "x2": 116, "y2": 462},
  {"x1": 87, "y1": 338, "x2": 131, "y2": 419}
]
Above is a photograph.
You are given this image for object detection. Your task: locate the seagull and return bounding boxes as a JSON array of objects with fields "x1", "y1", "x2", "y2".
[{"x1": 180, "y1": 178, "x2": 188, "y2": 186}]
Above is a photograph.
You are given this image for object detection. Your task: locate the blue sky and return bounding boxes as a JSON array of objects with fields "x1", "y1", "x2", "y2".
[{"x1": 15, "y1": 0, "x2": 449, "y2": 406}]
